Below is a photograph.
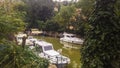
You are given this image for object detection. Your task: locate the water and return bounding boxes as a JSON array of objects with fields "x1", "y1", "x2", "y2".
[
  {"x1": 60, "y1": 41, "x2": 82, "y2": 68},
  {"x1": 37, "y1": 37, "x2": 82, "y2": 68},
  {"x1": 60, "y1": 41, "x2": 81, "y2": 49}
]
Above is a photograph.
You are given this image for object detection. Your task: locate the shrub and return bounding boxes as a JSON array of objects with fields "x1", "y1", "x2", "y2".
[{"x1": 0, "y1": 41, "x2": 49, "y2": 68}]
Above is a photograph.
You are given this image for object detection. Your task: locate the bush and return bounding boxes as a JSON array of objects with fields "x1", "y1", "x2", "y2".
[
  {"x1": 0, "y1": 41, "x2": 49, "y2": 68},
  {"x1": 81, "y1": 0, "x2": 120, "y2": 68}
]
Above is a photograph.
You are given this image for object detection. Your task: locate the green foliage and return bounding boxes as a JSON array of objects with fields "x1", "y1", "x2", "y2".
[
  {"x1": 75, "y1": 0, "x2": 95, "y2": 17},
  {"x1": 115, "y1": 0, "x2": 120, "y2": 19},
  {"x1": 44, "y1": 20, "x2": 60, "y2": 32},
  {"x1": 0, "y1": 1, "x2": 25, "y2": 40},
  {"x1": 37, "y1": 20, "x2": 60, "y2": 32},
  {"x1": 53, "y1": 5, "x2": 76, "y2": 33},
  {"x1": 0, "y1": 41, "x2": 49, "y2": 68},
  {"x1": 37, "y1": 20, "x2": 45, "y2": 30},
  {"x1": 54, "y1": 5, "x2": 75, "y2": 26},
  {"x1": 23, "y1": 0, "x2": 54, "y2": 28},
  {"x1": 81, "y1": 0, "x2": 120, "y2": 68},
  {"x1": 72, "y1": 0, "x2": 95, "y2": 37}
]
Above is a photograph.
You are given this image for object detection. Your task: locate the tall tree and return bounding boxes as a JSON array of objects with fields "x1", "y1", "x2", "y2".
[
  {"x1": 0, "y1": 1, "x2": 25, "y2": 40},
  {"x1": 81, "y1": 0, "x2": 120, "y2": 68},
  {"x1": 75, "y1": 0, "x2": 95, "y2": 19},
  {"x1": 23, "y1": 0, "x2": 54, "y2": 28},
  {"x1": 54, "y1": 5, "x2": 75, "y2": 32}
]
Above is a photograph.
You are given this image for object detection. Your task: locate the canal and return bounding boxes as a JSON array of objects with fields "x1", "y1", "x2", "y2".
[{"x1": 37, "y1": 36, "x2": 82, "y2": 68}]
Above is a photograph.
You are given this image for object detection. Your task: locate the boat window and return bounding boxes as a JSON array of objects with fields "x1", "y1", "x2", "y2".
[
  {"x1": 44, "y1": 46, "x2": 52, "y2": 51},
  {"x1": 67, "y1": 36, "x2": 70, "y2": 37},
  {"x1": 71, "y1": 36, "x2": 75, "y2": 38}
]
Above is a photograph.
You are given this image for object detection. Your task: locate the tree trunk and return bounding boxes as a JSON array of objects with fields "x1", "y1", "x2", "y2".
[{"x1": 22, "y1": 36, "x2": 27, "y2": 49}]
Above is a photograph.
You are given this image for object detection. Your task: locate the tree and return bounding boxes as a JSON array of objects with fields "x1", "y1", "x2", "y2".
[
  {"x1": 23, "y1": 0, "x2": 54, "y2": 28},
  {"x1": 44, "y1": 20, "x2": 60, "y2": 32},
  {"x1": 0, "y1": 1, "x2": 49, "y2": 68},
  {"x1": 81, "y1": 0, "x2": 120, "y2": 68},
  {"x1": 0, "y1": 1, "x2": 25, "y2": 40},
  {"x1": 54, "y1": 5, "x2": 75, "y2": 32},
  {"x1": 37, "y1": 20, "x2": 45, "y2": 30},
  {"x1": 72, "y1": 0, "x2": 95, "y2": 37},
  {"x1": 75, "y1": 0, "x2": 95, "y2": 18}
]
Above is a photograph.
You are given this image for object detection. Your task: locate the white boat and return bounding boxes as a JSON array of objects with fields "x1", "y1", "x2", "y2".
[
  {"x1": 31, "y1": 28, "x2": 43, "y2": 35},
  {"x1": 27, "y1": 36, "x2": 37, "y2": 42},
  {"x1": 60, "y1": 33, "x2": 84, "y2": 44},
  {"x1": 16, "y1": 34, "x2": 36, "y2": 45},
  {"x1": 29, "y1": 40, "x2": 70, "y2": 64}
]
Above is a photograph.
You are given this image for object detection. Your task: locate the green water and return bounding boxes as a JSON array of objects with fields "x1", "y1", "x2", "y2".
[{"x1": 37, "y1": 36, "x2": 82, "y2": 68}]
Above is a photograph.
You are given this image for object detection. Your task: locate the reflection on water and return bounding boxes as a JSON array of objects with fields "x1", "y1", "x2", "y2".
[
  {"x1": 72, "y1": 61, "x2": 81, "y2": 68},
  {"x1": 60, "y1": 41, "x2": 81, "y2": 49},
  {"x1": 72, "y1": 61, "x2": 77, "y2": 68},
  {"x1": 60, "y1": 41, "x2": 82, "y2": 68}
]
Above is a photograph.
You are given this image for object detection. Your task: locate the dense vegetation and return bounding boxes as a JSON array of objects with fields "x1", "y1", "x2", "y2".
[
  {"x1": 0, "y1": 1, "x2": 25, "y2": 40},
  {"x1": 23, "y1": 0, "x2": 54, "y2": 28},
  {"x1": 21, "y1": 0, "x2": 95, "y2": 37},
  {"x1": 0, "y1": 0, "x2": 120, "y2": 68},
  {"x1": 0, "y1": 1, "x2": 49, "y2": 68},
  {"x1": 0, "y1": 41, "x2": 48, "y2": 68},
  {"x1": 81, "y1": 0, "x2": 120, "y2": 68}
]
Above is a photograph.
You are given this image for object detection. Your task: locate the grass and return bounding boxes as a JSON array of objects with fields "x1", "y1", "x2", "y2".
[{"x1": 35, "y1": 36, "x2": 82, "y2": 68}]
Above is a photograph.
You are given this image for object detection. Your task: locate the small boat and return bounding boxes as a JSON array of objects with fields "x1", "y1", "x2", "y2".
[
  {"x1": 29, "y1": 40, "x2": 70, "y2": 65},
  {"x1": 60, "y1": 33, "x2": 84, "y2": 44},
  {"x1": 16, "y1": 34, "x2": 36, "y2": 45}
]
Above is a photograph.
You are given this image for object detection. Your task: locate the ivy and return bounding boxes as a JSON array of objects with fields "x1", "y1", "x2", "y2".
[{"x1": 81, "y1": 0, "x2": 120, "y2": 68}]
